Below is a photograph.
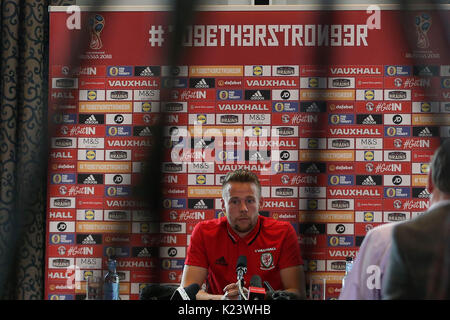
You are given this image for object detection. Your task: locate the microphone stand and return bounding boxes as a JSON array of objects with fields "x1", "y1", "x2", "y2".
[{"x1": 237, "y1": 279, "x2": 248, "y2": 300}]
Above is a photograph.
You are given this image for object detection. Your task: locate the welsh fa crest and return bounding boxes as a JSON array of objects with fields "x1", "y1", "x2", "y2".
[{"x1": 260, "y1": 252, "x2": 274, "y2": 270}]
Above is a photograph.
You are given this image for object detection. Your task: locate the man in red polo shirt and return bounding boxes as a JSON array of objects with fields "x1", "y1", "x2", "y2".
[{"x1": 181, "y1": 169, "x2": 306, "y2": 300}]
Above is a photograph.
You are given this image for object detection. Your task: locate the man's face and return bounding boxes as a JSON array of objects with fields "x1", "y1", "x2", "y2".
[{"x1": 222, "y1": 182, "x2": 263, "y2": 237}]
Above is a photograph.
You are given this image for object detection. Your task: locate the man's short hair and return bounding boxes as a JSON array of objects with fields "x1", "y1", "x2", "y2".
[
  {"x1": 431, "y1": 139, "x2": 450, "y2": 194},
  {"x1": 221, "y1": 169, "x2": 262, "y2": 199}
]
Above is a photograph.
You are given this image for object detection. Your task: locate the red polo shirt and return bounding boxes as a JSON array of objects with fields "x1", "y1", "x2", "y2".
[{"x1": 185, "y1": 216, "x2": 303, "y2": 294}]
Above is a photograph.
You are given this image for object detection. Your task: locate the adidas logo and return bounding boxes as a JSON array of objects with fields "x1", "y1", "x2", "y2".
[
  {"x1": 417, "y1": 66, "x2": 432, "y2": 76},
  {"x1": 418, "y1": 127, "x2": 432, "y2": 137},
  {"x1": 361, "y1": 176, "x2": 377, "y2": 186},
  {"x1": 417, "y1": 189, "x2": 430, "y2": 198},
  {"x1": 215, "y1": 256, "x2": 228, "y2": 266},
  {"x1": 305, "y1": 102, "x2": 321, "y2": 112},
  {"x1": 194, "y1": 199, "x2": 208, "y2": 209},
  {"x1": 82, "y1": 234, "x2": 97, "y2": 244},
  {"x1": 306, "y1": 163, "x2": 320, "y2": 173},
  {"x1": 194, "y1": 79, "x2": 210, "y2": 88},
  {"x1": 139, "y1": 67, "x2": 155, "y2": 76},
  {"x1": 138, "y1": 127, "x2": 152, "y2": 136},
  {"x1": 362, "y1": 115, "x2": 377, "y2": 125},
  {"x1": 250, "y1": 151, "x2": 264, "y2": 161},
  {"x1": 84, "y1": 114, "x2": 99, "y2": 124},
  {"x1": 305, "y1": 224, "x2": 320, "y2": 234},
  {"x1": 250, "y1": 90, "x2": 265, "y2": 100},
  {"x1": 83, "y1": 174, "x2": 98, "y2": 184},
  {"x1": 137, "y1": 247, "x2": 152, "y2": 258}
]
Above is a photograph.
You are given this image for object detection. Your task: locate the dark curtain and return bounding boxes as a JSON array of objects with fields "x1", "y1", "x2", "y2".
[{"x1": 0, "y1": 0, "x2": 73, "y2": 300}]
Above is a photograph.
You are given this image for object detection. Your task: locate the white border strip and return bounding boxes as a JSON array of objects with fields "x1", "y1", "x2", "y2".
[{"x1": 49, "y1": 4, "x2": 450, "y2": 12}]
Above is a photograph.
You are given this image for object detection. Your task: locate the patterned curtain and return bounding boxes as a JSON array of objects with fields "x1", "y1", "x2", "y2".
[{"x1": 0, "y1": 0, "x2": 73, "y2": 300}]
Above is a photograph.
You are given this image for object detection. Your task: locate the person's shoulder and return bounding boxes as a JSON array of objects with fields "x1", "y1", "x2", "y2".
[
  {"x1": 392, "y1": 204, "x2": 450, "y2": 248},
  {"x1": 396, "y1": 203, "x2": 450, "y2": 235},
  {"x1": 366, "y1": 222, "x2": 396, "y2": 239},
  {"x1": 360, "y1": 222, "x2": 397, "y2": 250}
]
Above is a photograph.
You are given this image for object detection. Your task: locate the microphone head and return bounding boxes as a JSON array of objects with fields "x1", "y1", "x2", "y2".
[
  {"x1": 184, "y1": 283, "x2": 200, "y2": 300},
  {"x1": 236, "y1": 255, "x2": 247, "y2": 269},
  {"x1": 140, "y1": 284, "x2": 177, "y2": 300},
  {"x1": 248, "y1": 275, "x2": 266, "y2": 300},
  {"x1": 170, "y1": 283, "x2": 200, "y2": 300},
  {"x1": 250, "y1": 275, "x2": 262, "y2": 288}
]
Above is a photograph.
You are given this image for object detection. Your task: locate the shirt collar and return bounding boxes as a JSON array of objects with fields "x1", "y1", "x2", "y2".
[{"x1": 226, "y1": 215, "x2": 262, "y2": 245}]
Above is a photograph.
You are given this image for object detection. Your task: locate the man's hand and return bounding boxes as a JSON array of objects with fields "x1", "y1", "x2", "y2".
[{"x1": 222, "y1": 281, "x2": 248, "y2": 300}]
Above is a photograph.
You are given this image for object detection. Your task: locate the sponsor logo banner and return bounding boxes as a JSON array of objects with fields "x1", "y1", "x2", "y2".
[
  {"x1": 51, "y1": 65, "x2": 106, "y2": 78},
  {"x1": 412, "y1": 114, "x2": 450, "y2": 126},
  {"x1": 49, "y1": 161, "x2": 77, "y2": 173},
  {"x1": 300, "y1": 150, "x2": 355, "y2": 162},
  {"x1": 355, "y1": 101, "x2": 411, "y2": 113},
  {"x1": 330, "y1": 66, "x2": 382, "y2": 76},
  {"x1": 327, "y1": 235, "x2": 354, "y2": 247},
  {"x1": 382, "y1": 199, "x2": 429, "y2": 212},
  {"x1": 216, "y1": 78, "x2": 243, "y2": 88},
  {"x1": 79, "y1": 102, "x2": 132, "y2": 113},
  {"x1": 301, "y1": 89, "x2": 355, "y2": 101},
  {"x1": 327, "y1": 187, "x2": 382, "y2": 198},
  {"x1": 271, "y1": 174, "x2": 327, "y2": 187},
  {"x1": 189, "y1": 66, "x2": 243, "y2": 77},
  {"x1": 107, "y1": 78, "x2": 159, "y2": 89},
  {"x1": 104, "y1": 198, "x2": 149, "y2": 210},
  {"x1": 47, "y1": 245, "x2": 101, "y2": 257},
  {"x1": 355, "y1": 77, "x2": 383, "y2": 88},
  {"x1": 354, "y1": 162, "x2": 411, "y2": 174},
  {"x1": 245, "y1": 77, "x2": 299, "y2": 88},
  {"x1": 187, "y1": 186, "x2": 222, "y2": 198},
  {"x1": 161, "y1": 210, "x2": 215, "y2": 222},
  {"x1": 328, "y1": 102, "x2": 354, "y2": 113},
  {"x1": 77, "y1": 161, "x2": 132, "y2": 173},
  {"x1": 49, "y1": 185, "x2": 104, "y2": 197},
  {"x1": 49, "y1": 233, "x2": 76, "y2": 245},
  {"x1": 354, "y1": 223, "x2": 383, "y2": 235},
  {"x1": 76, "y1": 222, "x2": 131, "y2": 233}
]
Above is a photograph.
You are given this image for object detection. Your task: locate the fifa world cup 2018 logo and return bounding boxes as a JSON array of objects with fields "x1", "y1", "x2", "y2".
[
  {"x1": 89, "y1": 14, "x2": 104, "y2": 50},
  {"x1": 415, "y1": 13, "x2": 432, "y2": 49}
]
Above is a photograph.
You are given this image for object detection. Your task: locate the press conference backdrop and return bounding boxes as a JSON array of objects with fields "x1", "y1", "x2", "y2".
[{"x1": 46, "y1": 5, "x2": 449, "y2": 299}]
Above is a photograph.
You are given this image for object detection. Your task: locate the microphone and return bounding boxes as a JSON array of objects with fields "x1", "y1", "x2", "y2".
[
  {"x1": 170, "y1": 283, "x2": 200, "y2": 300},
  {"x1": 236, "y1": 255, "x2": 247, "y2": 282},
  {"x1": 268, "y1": 290, "x2": 301, "y2": 300},
  {"x1": 140, "y1": 284, "x2": 177, "y2": 300},
  {"x1": 235, "y1": 256, "x2": 247, "y2": 300},
  {"x1": 248, "y1": 275, "x2": 266, "y2": 300},
  {"x1": 263, "y1": 281, "x2": 274, "y2": 295},
  {"x1": 262, "y1": 281, "x2": 300, "y2": 300}
]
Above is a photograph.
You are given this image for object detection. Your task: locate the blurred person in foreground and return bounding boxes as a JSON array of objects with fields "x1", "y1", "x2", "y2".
[
  {"x1": 382, "y1": 139, "x2": 450, "y2": 299},
  {"x1": 180, "y1": 169, "x2": 306, "y2": 300},
  {"x1": 339, "y1": 222, "x2": 400, "y2": 300}
]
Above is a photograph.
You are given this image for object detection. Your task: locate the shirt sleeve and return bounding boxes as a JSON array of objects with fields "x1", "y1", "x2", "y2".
[
  {"x1": 184, "y1": 222, "x2": 209, "y2": 268},
  {"x1": 278, "y1": 223, "x2": 303, "y2": 269}
]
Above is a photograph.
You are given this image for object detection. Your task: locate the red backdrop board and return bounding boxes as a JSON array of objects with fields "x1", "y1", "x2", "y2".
[{"x1": 47, "y1": 6, "x2": 449, "y2": 300}]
